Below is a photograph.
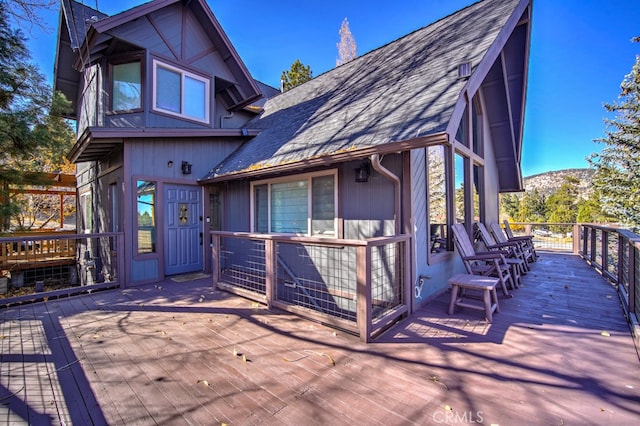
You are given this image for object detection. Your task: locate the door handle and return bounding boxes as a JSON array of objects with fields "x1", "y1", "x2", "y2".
[{"x1": 199, "y1": 232, "x2": 203, "y2": 245}]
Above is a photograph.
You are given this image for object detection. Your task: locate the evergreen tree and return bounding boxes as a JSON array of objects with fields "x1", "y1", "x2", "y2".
[
  {"x1": 588, "y1": 37, "x2": 640, "y2": 229},
  {"x1": 336, "y1": 18, "x2": 357, "y2": 66},
  {"x1": 280, "y1": 59, "x2": 313, "y2": 92},
  {"x1": 545, "y1": 176, "x2": 579, "y2": 229},
  {"x1": 521, "y1": 189, "x2": 547, "y2": 223},
  {"x1": 500, "y1": 193, "x2": 520, "y2": 221},
  {"x1": 0, "y1": 3, "x2": 75, "y2": 231}
]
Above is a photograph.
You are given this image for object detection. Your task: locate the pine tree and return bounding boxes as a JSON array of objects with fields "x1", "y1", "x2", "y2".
[
  {"x1": 588, "y1": 37, "x2": 640, "y2": 229},
  {"x1": 545, "y1": 177, "x2": 579, "y2": 229},
  {"x1": 336, "y1": 18, "x2": 357, "y2": 66},
  {"x1": 0, "y1": 3, "x2": 75, "y2": 231},
  {"x1": 280, "y1": 59, "x2": 313, "y2": 92}
]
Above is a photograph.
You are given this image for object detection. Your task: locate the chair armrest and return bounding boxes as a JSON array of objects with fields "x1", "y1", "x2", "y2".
[
  {"x1": 487, "y1": 241, "x2": 519, "y2": 249},
  {"x1": 508, "y1": 235, "x2": 533, "y2": 242},
  {"x1": 464, "y1": 252, "x2": 505, "y2": 261}
]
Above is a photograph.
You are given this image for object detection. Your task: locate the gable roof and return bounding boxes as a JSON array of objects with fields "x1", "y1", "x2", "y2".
[
  {"x1": 55, "y1": 0, "x2": 261, "y2": 118},
  {"x1": 202, "y1": 0, "x2": 530, "y2": 189}
]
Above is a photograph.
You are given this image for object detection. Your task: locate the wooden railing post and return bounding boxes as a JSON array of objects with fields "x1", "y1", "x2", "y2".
[
  {"x1": 356, "y1": 244, "x2": 372, "y2": 343},
  {"x1": 117, "y1": 232, "x2": 126, "y2": 288},
  {"x1": 265, "y1": 239, "x2": 275, "y2": 309},
  {"x1": 572, "y1": 224, "x2": 580, "y2": 254},
  {"x1": 629, "y1": 239, "x2": 639, "y2": 316},
  {"x1": 590, "y1": 227, "x2": 597, "y2": 264},
  {"x1": 211, "y1": 232, "x2": 220, "y2": 290},
  {"x1": 602, "y1": 230, "x2": 609, "y2": 274}
]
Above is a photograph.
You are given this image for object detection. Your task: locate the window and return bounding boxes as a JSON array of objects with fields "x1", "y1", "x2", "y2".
[
  {"x1": 473, "y1": 163, "x2": 483, "y2": 223},
  {"x1": 251, "y1": 172, "x2": 337, "y2": 236},
  {"x1": 453, "y1": 94, "x2": 486, "y2": 230},
  {"x1": 426, "y1": 145, "x2": 450, "y2": 254},
  {"x1": 455, "y1": 153, "x2": 467, "y2": 225},
  {"x1": 80, "y1": 191, "x2": 92, "y2": 233},
  {"x1": 136, "y1": 180, "x2": 157, "y2": 254},
  {"x1": 112, "y1": 62, "x2": 141, "y2": 111},
  {"x1": 153, "y1": 60, "x2": 210, "y2": 123}
]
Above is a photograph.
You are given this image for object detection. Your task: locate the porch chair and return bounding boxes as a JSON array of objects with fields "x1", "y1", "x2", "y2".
[
  {"x1": 451, "y1": 223, "x2": 514, "y2": 297},
  {"x1": 474, "y1": 223, "x2": 526, "y2": 286},
  {"x1": 493, "y1": 221, "x2": 538, "y2": 263}
]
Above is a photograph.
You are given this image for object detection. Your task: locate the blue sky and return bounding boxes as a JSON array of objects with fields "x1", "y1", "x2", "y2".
[{"x1": 21, "y1": 0, "x2": 640, "y2": 177}]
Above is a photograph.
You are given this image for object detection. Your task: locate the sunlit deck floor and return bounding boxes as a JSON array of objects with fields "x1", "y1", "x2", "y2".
[{"x1": 1, "y1": 253, "x2": 639, "y2": 425}]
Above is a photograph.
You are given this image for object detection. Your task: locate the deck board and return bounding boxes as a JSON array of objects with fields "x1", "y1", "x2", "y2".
[{"x1": 1, "y1": 252, "x2": 639, "y2": 425}]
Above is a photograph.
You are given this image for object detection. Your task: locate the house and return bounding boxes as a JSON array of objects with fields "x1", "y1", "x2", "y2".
[{"x1": 55, "y1": 0, "x2": 531, "y2": 337}]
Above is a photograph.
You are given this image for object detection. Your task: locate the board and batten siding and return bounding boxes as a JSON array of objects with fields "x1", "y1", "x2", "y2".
[
  {"x1": 341, "y1": 156, "x2": 400, "y2": 240},
  {"x1": 128, "y1": 138, "x2": 243, "y2": 178}
]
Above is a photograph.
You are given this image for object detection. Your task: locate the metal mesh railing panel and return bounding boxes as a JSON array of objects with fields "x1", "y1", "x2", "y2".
[
  {"x1": 218, "y1": 237, "x2": 266, "y2": 295},
  {"x1": 275, "y1": 242, "x2": 357, "y2": 322}
]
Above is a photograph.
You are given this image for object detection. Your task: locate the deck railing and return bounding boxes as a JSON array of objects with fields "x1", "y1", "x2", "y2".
[
  {"x1": 0, "y1": 232, "x2": 125, "y2": 305},
  {"x1": 508, "y1": 222, "x2": 640, "y2": 353},
  {"x1": 211, "y1": 231, "x2": 410, "y2": 342}
]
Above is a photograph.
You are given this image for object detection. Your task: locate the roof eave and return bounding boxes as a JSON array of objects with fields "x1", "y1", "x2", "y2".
[{"x1": 200, "y1": 132, "x2": 449, "y2": 184}]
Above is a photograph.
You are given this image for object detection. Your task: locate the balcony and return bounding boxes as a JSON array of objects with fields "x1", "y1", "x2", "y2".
[
  {"x1": 0, "y1": 225, "x2": 638, "y2": 423},
  {"x1": 0, "y1": 232, "x2": 124, "y2": 304}
]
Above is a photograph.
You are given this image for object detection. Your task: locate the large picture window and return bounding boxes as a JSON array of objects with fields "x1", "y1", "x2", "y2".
[
  {"x1": 251, "y1": 172, "x2": 337, "y2": 236},
  {"x1": 136, "y1": 180, "x2": 157, "y2": 254},
  {"x1": 152, "y1": 60, "x2": 210, "y2": 123},
  {"x1": 112, "y1": 61, "x2": 141, "y2": 111},
  {"x1": 426, "y1": 145, "x2": 450, "y2": 254}
]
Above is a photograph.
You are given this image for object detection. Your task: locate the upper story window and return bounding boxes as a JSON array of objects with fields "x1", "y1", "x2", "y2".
[
  {"x1": 111, "y1": 61, "x2": 142, "y2": 111},
  {"x1": 251, "y1": 171, "x2": 337, "y2": 237},
  {"x1": 152, "y1": 60, "x2": 210, "y2": 124}
]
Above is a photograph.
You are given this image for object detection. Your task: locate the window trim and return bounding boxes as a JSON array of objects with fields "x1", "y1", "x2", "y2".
[
  {"x1": 108, "y1": 55, "x2": 144, "y2": 114},
  {"x1": 134, "y1": 179, "x2": 158, "y2": 257},
  {"x1": 152, "y1": 59, "x2": 211, "y2": 124},
  {"x1": 250, "y1": 170, "x2": 338, "y2": 237},
  {"x1": 79, "y1": 190, "x2": 93, "y2": 234},
  {"x1": 426, "y1": 144, "x2": 453, "y2": 263}
]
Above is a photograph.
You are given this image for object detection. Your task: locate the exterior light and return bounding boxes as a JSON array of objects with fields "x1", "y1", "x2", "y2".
[{"x1": 181, "y1": 161, "x2": 192, "y2": 175}]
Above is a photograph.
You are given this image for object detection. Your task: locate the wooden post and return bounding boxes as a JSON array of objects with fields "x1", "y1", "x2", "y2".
[
  {"x1": 59, "y1": 194, "x2": 64, "y2": 228},
  {"x1": 590, "y1": 227, "x2": 597, "y2": 264},
  {"x1": 629, "y1": 239, "x2": 638, "y2": 316},
  {"x1": 211, "y1": 233, "x2": 220, "y2": 290},
  {"x1": 356, "y1": 244, "x2": 372, "y2": 343},
  {"x1": 117, "y1": 233, "x2": 126, "y2": 288},
  {"x1": 265, "y1": 239, "x2": 275, "y2": 308},
  {"x1": 602, "y1": 230, "x2": 609, "y2": 274},
  {"x1": 572, "y1": 224, "x2": 580, "y2": 254}
]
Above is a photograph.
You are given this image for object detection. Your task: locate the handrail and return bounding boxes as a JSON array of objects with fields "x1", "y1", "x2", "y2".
[
  {"x1": 210, "y1": 231, "x2": 411, "y2": 342},
  {"x1": 508, "y1": 221, "x2": 639, "y2": 355}
]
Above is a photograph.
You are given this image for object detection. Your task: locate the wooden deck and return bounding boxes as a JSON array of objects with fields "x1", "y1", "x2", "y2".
[{"x1": 1, "y1": 253, "x2": 639, "y2": 425}]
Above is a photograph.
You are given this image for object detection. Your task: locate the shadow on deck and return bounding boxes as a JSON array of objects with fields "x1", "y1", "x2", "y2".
[{"x1": 1, "y1": 253, "x2": 639, "y2": 424}]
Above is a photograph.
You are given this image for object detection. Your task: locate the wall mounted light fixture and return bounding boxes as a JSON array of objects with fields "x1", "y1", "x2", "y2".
[
  {"x1": 181, "y1": 161, "x2": 192, "y2": 175},
  {"x1": 354, "y1": 162, "x2": 370, "y2": 183}
]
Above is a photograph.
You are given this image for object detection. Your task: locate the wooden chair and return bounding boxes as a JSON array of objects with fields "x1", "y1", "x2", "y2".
[
  {"x1": 493, "y1": 221, "x2": 538, "y2": 263},
  {"x1": 475, "y1": 223, "x2": 526, "y2": 285},
  {"x1": 451, "y1": 223, "x2": 514, "y2": 297}
]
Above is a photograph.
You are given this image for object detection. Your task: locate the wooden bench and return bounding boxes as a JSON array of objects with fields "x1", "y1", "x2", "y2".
[{"x1": 448, "y1": 273, "x2": 500, "y2": 322}]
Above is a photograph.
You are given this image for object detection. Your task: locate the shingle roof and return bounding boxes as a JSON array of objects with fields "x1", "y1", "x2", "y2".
[
  {"x1": 60, "y1": 0, "x2": 108, "y2": 50},
  {"x1": 204, "y1": 0, "x2": 523, "y2": 181}
]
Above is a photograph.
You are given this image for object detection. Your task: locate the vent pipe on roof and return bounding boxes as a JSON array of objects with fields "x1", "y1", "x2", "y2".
[{"x1": 370, "y1": 154, "x2": 401, "y2": 235}]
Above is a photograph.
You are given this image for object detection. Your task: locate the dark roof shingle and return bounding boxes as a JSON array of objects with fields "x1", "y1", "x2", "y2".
[{"x1": 205, "y1": 0, "x2": 523, "y2": 180}]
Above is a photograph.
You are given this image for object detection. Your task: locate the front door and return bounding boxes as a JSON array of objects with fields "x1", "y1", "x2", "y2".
[{"x1": 165, "y1": 185, "x2": 203, "y2": 276}]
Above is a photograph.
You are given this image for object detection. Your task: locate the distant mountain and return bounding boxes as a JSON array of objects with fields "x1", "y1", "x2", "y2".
[{"x1": 523, "y1": 168, "x2": 595, "y2": 199}]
